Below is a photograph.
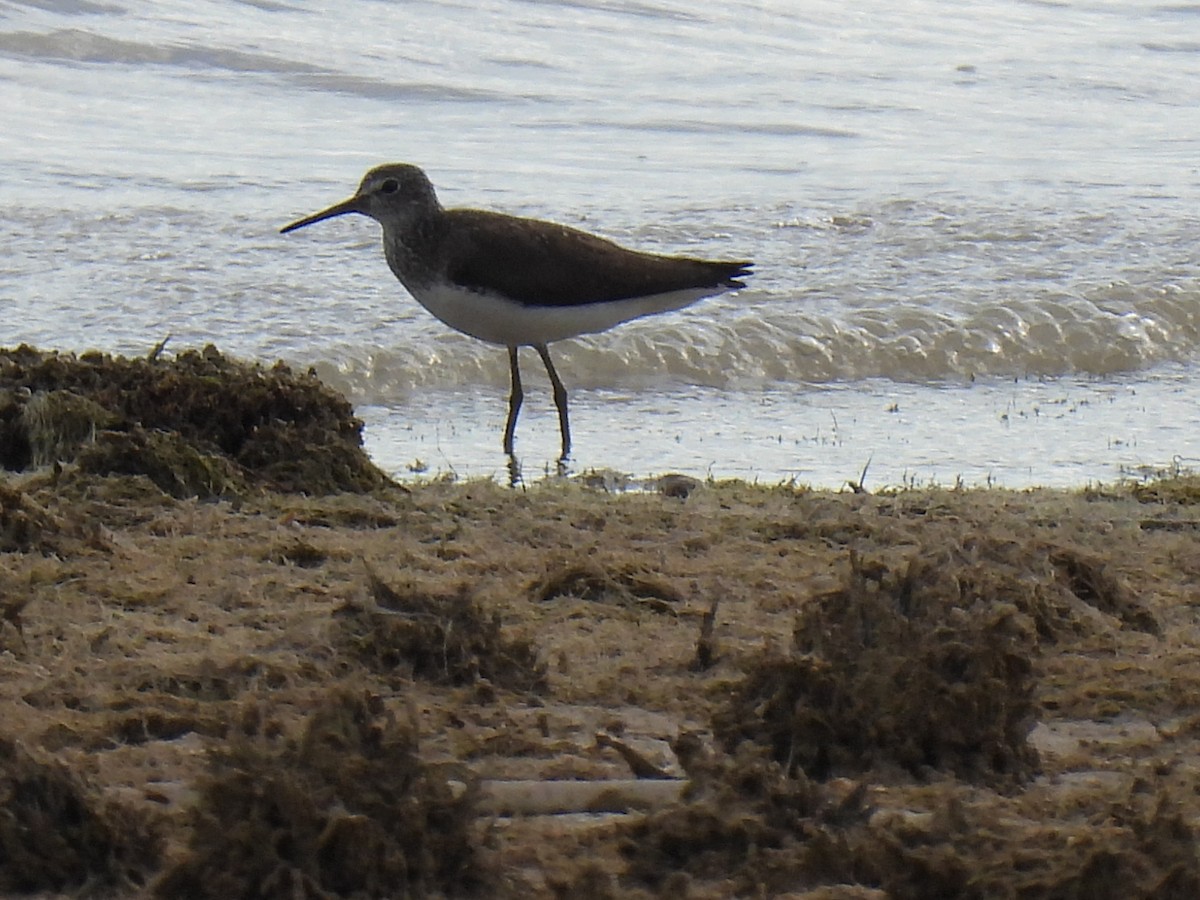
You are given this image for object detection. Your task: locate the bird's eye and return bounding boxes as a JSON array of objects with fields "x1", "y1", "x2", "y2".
[{"x1": 379, "y1": 178, "x2": 399, "y2": 194}]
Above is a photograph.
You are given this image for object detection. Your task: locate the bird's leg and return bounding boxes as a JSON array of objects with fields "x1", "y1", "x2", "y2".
[
  {"x1": 503, "y1": 345, "x2": 523, "y2": 456},
  {"x1": 535, "y1": 343, "x2": 571, "y2": 462}
]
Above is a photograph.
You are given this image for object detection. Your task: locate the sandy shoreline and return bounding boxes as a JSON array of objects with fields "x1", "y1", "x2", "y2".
[{"x1": 3, "y1": 347, "x2": 1200, "y2": 897}]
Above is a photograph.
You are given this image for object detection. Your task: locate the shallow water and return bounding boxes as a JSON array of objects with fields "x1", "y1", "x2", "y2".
[
  {"x1": 2, "y1": 0, "x2": 1199, "y2": 486},
  {"x1": 361, "y1": 367, "x2": 1200, "y2": 488}
]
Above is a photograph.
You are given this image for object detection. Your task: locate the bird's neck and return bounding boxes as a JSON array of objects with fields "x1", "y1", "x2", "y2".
[{"x1": 380, "y1": 210, "x2": 444, "y2": 292}]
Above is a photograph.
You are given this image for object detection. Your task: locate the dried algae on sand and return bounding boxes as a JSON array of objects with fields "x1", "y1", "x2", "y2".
[{"x1": 3, "y1": 345, "x2": 1200, "y2": 898}]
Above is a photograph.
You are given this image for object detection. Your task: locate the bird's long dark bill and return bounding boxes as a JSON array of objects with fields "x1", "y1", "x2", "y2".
[{"x1": 279, "y1": 195, "x2": 365, "y2": 234}]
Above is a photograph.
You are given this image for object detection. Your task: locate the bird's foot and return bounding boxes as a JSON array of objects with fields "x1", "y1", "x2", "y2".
[{"x1": 506, "y1": 453, "x2": 522, "y2": 488}]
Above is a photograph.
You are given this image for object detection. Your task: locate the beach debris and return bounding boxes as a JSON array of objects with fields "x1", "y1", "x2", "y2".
[
  {"x1": 0, "y1": 344, "x2": 390, "y2": 494},
  {"x1": 595, "y1": 731, "x2": 674, "y2": 780},
  {"x1": 333, "y1": 562, "x2": 547, "y2": 692},
  {"x1": 76, "y1": 426, "x2": 246, "y2": 500},
  {"x1": 0, "y1": 482, "x2": 61, "y2": 553},
  {"x1": 531, "y1": 560, "x2": 684, "y2": 613},
  {"x1": 479, "y1": 778, "x2": 686, "y2": 817},
  {"x1": 0, "y1": 736, "x2": 160, "y2": 894},
  {"x1": 619, "y1": 744, "x2": 845, "y2": 895},
  {"x1": 154, "y1": 687, "x2": 489, "y2": 899},
  {"x1": 691, "y1": 595, "x2": 720, "y2": 671},
  {"x1": 20, "y1": 388, "x2": 118, "y2": 468},
  {"x1": 656, "y1": 473, "x2": 701, "y2": 499},
  {"x1": 713, "y1": 542, "x2": 1041, "y2": 783},
  {"x1": 1048, "y1": 544, "x2": 1160, "y2": 635}
]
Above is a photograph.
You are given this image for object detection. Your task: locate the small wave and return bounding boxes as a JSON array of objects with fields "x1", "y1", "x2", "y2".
[
  {"x1": 539, "y1": 0, "x2": 704, "y2": 23},
  {"x1": 0, "y1": 28, "x2": 319, "y2": 73},
  {"x1": 234, "y1": 0, "x2": 294, "y2": 11},
  {"x1": 719, "y1": 286, "x2": 1200, "y2": 384},
  {"x1": 288, "y1": 72, "x2": 508, "y2": 103},
  {"x1": 1142, "y1": 41, "x2": 1200, "y2": 53},
  {"x1": 308, "y1": 282, "x2": 1200, "y2": 404},
  {"x1": 6, "y1": 0, "x2": 122, "y2": 14},
  {"x1": 0, "y1": 28, "x2": 515, "y2": 102},
  {"x1": 623, "y1": 119, "x2": 858, "y2": 139}
]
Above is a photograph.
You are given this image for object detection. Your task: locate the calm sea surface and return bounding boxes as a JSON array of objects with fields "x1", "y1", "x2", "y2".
[{"x1": 2, "y1": 0, "x2": 1199, "y2": 486}]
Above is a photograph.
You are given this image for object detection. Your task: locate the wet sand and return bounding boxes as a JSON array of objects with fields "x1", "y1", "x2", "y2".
[{"x1": 3, "y1": 348, "x2": 1200, "y2": 897}]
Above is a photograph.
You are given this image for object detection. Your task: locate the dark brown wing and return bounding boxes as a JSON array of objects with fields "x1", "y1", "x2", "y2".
[{"x1": 440, "y1": 209, "x2": 751, "y2": 308}]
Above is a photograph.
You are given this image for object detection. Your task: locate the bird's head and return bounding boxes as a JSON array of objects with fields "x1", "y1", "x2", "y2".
[{"x1": 280, "y1": 163, "x2": 441, "y2": 235}]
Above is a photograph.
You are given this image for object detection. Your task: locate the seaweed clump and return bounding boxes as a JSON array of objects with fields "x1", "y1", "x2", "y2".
[
  {"x1": 0, "y1": 344, "x2": 389, "y2": 495},
  {"x1": 866, "y1": 787, "x2": 1200, "y2": 900},
  {"x1": 334, "y1": 565, "x2": 548, "y2": 693},
  {"x1": 0, "y1": 481, "x2": 60, "y2": 553},
  {"x1": 714, "y1": 540, "x2": 1041, "y2": 784},
  {"x1": 619, "y1": 744, "x2": 863, "y2": 897},
  {"x1": 622, "y1": 755, "x2": 1200, "y2": 899},
  {"x1": 155, "y1": 688, "x2": 488, "y2": 899},
  {"x1": 0, "y1": 735, "x2": 161, "y2": 893}
]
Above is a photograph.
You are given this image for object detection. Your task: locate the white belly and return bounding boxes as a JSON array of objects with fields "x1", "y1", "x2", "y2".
[{"x1": 405, "y1": 281, "x2": 728, "y2": 347}]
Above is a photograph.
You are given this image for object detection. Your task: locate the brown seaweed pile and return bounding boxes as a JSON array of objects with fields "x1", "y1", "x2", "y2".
[
  {"x1": 619, "y1": 745, "x2": 862, "y2": 897},
  {"x1": 618, "y1": 744, "x2": 1200, "y2": 900},
  {"x1": 155, "y1": 688, "x2": 488, "y2": 899},
  {"x1": 0, "y1": 481, "x2": 61, "y2": 553},
  {"x1": 0, "y1": 736, "x2": 161, "y2": 894},
  {"x1": 713, "y1": 540, "x2": 1042, "y2": 784},
  {"x1": 0, "y1": 344, "x2": 389, "y2": 495},
  {"x1": 335, "y1": 565, "x2": 548, "y2": 692}
]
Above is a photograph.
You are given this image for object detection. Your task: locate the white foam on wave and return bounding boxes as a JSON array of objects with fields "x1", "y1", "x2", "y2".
[{"x1": 311, "y1": 280, "x2": 1200, "y2": 404}]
